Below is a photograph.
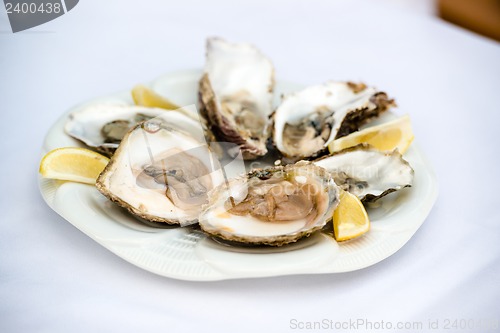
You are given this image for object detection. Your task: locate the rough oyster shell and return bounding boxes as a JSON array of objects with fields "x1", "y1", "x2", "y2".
[
  {"x1": 199, "y1": 37, "x2": 275, "y2": 160},
  {"x1": 199, "y1": 161, "x2": 339, "y2": 246},
  {"x1": 273, "y1": 82, "x2": 395, "y2": 160},
  {"x1": 314, "y1": 145, "x2": 414, "y2": 202}
]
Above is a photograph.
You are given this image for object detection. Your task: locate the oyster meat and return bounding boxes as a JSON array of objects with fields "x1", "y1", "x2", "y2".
[
  {"x1": 199, "y1": 161, "x2": 339, "y2": 246},
  {"x1": 199, "y1": 38, "x2": 275, "y2": 159},
  {"x1": 65, "y1": 103, "x2": 168, "y2": 155},
  {"x1": 96, "y1": 111, "x2": 225, "y2": 225},
  {"x1": 314, "y1": 145, "x2": 414, "y2": 202},
  {"x1": 273, "y1": 82, "x2": 395, "y2": 160}
]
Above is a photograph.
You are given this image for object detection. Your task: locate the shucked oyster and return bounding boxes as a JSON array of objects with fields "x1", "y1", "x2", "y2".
[
  {"x1": 96, "y1": 111, "x2": 225, "y2": 225},
  {"x1": 273, "y1": 82, "x2": 395, "y2": 160},
  {"x1": 65, "y1": 104, "x2": 166, "y2": 155},
  {"x1": 199, "y1": 38, "x2": 275, "y2": 160},
  {"x1": 314, "y1": 145, "x2": 414, "y2": 202},
  {"x1": 199, "y1": 162, "x2": 339, "y2": 246}
]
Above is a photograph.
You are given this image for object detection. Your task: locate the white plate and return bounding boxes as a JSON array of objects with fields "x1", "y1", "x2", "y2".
[{"x1": 39, "y1": 69, "x2": 438, "y2": 281}]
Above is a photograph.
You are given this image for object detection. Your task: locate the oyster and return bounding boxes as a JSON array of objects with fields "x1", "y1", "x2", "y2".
[
  {"x1": 96, "y1": 111, "x2": 225, "y2": 225},
  {"x1": 199, "y1": 161, "x2": 339, "y2": 246},
  {"x1": 273, "y1": 82, "x2": 395, "y2": 160},
  {"x1": 199, "y1": 37, "x2": 275, "y2": 159},
  {"x1": 65, "y1": 103, "x2": 167, "y2": 155},
  {"x1": 314, "y1": 145, "x2": 413, "y2": 202}
]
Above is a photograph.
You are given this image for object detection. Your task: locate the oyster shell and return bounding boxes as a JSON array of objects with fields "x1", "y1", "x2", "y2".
[
  {"x1": 65, "y1": 103, "x2": 168, "y2": 155},
  {"x1": 314, "y1": 145, "x2": 414, "y2": 202},
  {"x1": 199, "y1": 161, "x2": 339, "y2": 246},
  {"x1": 199, "y1": 37, "x2": 275, "y2": 160},
  {"x1": 96, "y1": 111, "x2": 225, "y2": 225},
  {"x1": 273, "y1": 82, "x2": 395, "y2": 160}
]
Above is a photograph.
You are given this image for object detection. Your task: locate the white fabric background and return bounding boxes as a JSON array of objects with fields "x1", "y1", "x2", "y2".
[{"x1": 1, "y1": 0, "x2": 499, "y2": 332}]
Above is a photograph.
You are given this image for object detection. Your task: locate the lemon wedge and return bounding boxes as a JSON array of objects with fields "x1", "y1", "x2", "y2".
[
  {"x1": 333, "y1": 190, "x2": 370, "y2": 242},
  {"x1": 39, "y1": 147, "x2": 109, "y2": 184},
  {"x1": 131, "y1": 84, "x2": 180, "y2": 110},
  {"x1": 329, "y1": 115, "x2": 414, "y2": 154}
]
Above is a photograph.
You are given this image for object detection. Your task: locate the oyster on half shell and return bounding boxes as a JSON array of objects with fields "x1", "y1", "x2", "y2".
[
  {"x1": 65, "y1": 104, "x2": 169, "y2": 155},
  {"x1": 273, "y1": 82, "x2": 395, "y2": 160},
  {"x1": 199, "y1": 37, "x2": 275, "y2": 160},
  {"x1": 199, "y1": 161, "x2": 340, "y2": 246},
  {"x1": 314, "y1": 145, "x2": 414, "y2": 202},
  {"x1": 96, "y1": 111, "x2": 225, "y2": 225}
]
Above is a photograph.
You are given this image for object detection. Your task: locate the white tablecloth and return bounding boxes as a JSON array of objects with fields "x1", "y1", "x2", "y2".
[{"x1": 1, "y1": 0, "x2": 499, "y2": 332}]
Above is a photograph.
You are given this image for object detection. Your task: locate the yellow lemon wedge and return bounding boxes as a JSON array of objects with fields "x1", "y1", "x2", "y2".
[
  {"x1": 131, "y1": 84, "x2": 180, "y2": 110},
  {"x1": 329, "y1": 115, "x2": 414, "y2": 154},
  {"x1": 39, "y1": 147, "x2": 109, "y2": 184},
  {"x1": 333, "y1": 190, "x2": 370, "y2": 242}
]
